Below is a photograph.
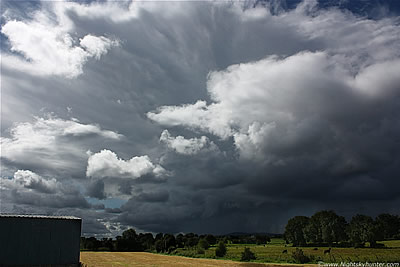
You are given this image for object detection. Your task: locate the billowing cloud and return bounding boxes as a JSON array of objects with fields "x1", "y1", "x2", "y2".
[
  {"x1": 86, "y1": 149, "x2": 166, "y2": 179},
  {"x1": 1, "y1": 4, "x2": 118, "y2": 78},
  {"x1": 0, "y1": 170, "x2": 90, "y2": 209},
  {"x1": 1, "y1": 115, "x2": 121, "y2": 173},
  {"x1": 6, "y1": 170, "x2": 59, "y2": 194},
  {"x1": 159, "y1": 130, "x2": 216, "y2": 155},
  {"x1": 148, "y1": 50, "x2": 400, "y2": 162}
]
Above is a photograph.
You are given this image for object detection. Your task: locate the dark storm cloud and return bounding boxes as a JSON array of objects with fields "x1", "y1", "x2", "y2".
[
  {"x1": 1, "y1": 0, "x2": 400, "y2": 236},
  {"x1": 134, "y1": 190, "x2": 169, "y2": 203}
]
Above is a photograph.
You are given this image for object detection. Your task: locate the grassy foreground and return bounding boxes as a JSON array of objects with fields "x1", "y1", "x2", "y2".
[
  {"x1": 80, "y1": 251, "x2": 316, "y2": 267},
  {"x1": 172, "y1": 239, "x2": 400, "y2": 263},
  {"x1": 80, "y1": 239, "x2": 400, "y2": 266}
]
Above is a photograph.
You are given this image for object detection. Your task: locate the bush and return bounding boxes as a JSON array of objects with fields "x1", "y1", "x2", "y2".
[
  {"x1": 215, "y1": 241, "x2": 227, "y2": 257},
  {"x1": 197, "y1": 247, "x2": 205, "y2": 254},
  {"x1": 292, "y1": 248, "x2": 311, "y2": 263},
  {"x1": 198, "y1": 238, "x2": 210, "y2": 250},
  {"x1": 240, "y1": 247, "x2": 256, "y2": 261},
  {"x1": 167, "y1": 246, "x2": 176, "y2": 254}
]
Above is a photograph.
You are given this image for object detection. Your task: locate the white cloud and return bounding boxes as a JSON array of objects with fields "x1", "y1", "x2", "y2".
[
  {"x1": 160, "y1": 130, "x2": 216, "y2": 155},
  {"x1": 64, "y1": 1, "x2": 197, "y2": 22},
  {"x1": 86, "y1": 149, "x2": 166, "y2": 179},
  {"x1": 143, "y1": 0, "x2": 400, "y2": 163},
  {"x1": 149, "y1": 47, "x2": 400, "y2": 161},
  {"x1": 233, "y1": 122, "x2": 276, "y2": 161},
  {"x1": 0, "y1": 169, "x2": 90, "y2": 209},
  {"x1": 63, "y1": 1, "x2": 141, "y2": 23},
  {"x1": 148, "y1": 101, "x2": 232, "y2": 139},
  {"x1": 1, "y1": 4, "x2": 118, "y2": 78},
  {"x1": 4, "y1": 170, "x2": 59, "y2": 194},
  {"x1": 1, "y1": 115, "x2": 122, "y2": 171},
  {"x1": 80, "y1": 35, "x2": 118, "y2": 60}
]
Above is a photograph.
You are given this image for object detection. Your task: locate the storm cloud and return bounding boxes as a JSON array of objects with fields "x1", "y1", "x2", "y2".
[{"x1": 1, "y1": 0, "x2": 400, "y2": 236}]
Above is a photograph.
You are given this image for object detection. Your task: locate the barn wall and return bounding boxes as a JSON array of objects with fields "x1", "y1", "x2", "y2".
[{"x1": 0, "y1": 217, "x2": 81, "y2": 266}]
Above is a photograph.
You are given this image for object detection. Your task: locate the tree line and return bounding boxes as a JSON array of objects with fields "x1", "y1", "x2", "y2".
[
  {"x1": 80, "y1": 211, "x2": 400, "y2": 252},
  {"x1": 284, "y1": 211, "x2": 400, "y2": 247},
  {"x1": 80, "y1": 230, "x2": 272, "y2": 252}
]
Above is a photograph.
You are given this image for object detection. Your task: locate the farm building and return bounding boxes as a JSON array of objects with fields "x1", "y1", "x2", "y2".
[{"x1": 0, "y1": 214, "x2": 81, "y2": 267}]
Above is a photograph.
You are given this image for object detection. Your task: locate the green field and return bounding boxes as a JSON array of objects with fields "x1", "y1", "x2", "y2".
[{"x1": 172, "y1": 239, "x2": 400, "y2": 263}]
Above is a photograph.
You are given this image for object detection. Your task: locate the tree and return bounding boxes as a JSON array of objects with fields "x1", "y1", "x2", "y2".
[
  {"x1": 240, "y1": 247, "x2": 256, "y2": 261},
  {"x1": 376, "y1": 214, "x2": 400, "y2": 240},
  {"x1": 348, "y1": 214, "x2": 380, "y2": 247},
  {"x1": 205, "y1": 234, "x2": 217, "y2": 245},
  {"x1": 155, "y1": 233, "x2": 164, "y2": 241},
  {"x1": 306, "y1": 210, "x2": 347, "y2": 245},
  {"x1": 155, "y1": 239, "x2": 164, "y2": 253},
  {"x1": 101, "y1": 237, "x2": 114, "y2": 251},
  {"x1": 198, "y1": 238, "x2": 210, "y2": 250},
  {"x1": 164, "y1": 233, "x2": 176, "y2": 253},
  {"x1": 184, "y1": 233, "x2": 199, "y2": 248},
  {"x1": 138, "y1": 233, "x2": 154, "y2": 251},
  {"x1": 122, "y1": 228, "x2": 137, "y2": 240},
  {"x1": 284, "y1": 216, "x2": 310, "y2": 246},
  {"x1": 292, "y1": 248, "x2": 311, "y2": 263},
  {"x1": 154, "y1": 234, "x2": 176, "y2": 253},
  {"x1": 215, "y1": 241, "x2": 227, "y2": 257},
  {"x1": 176, "y1": 234, "x2": 185, "y2": 248},
  {"x1": 117, "y1": 228, "x2": 142, "y2": 251}
]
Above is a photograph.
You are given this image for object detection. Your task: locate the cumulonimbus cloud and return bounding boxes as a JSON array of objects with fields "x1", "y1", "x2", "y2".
[
  {"x1": 148, "y1": 52, "x2": 400, "y2": 164},
  {"x1": 2, "y1": 0, "x2": 400, "y2": 235}
]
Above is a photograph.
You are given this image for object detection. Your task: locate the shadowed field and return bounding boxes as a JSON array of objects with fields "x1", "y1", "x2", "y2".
[{"x1": 80, "y1": 252, "x2": 317, "y2": 267}]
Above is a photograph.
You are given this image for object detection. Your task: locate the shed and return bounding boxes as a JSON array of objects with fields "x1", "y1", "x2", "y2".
[{"x1": 0, "y1": 214, "x2": 81, "y2": 267}]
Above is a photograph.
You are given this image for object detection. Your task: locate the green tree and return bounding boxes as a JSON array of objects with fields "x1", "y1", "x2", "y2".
[
  {"x1": 164, "y1": 233, "x2": 176, "y2": 253},
  {"x1": 138, "y1": 233, "x2": 154, "y2": 251},
  {"x1": 284, "y1": 216, "x2": 310, "y2": 246},
  {"x1": 306, "y1": 210, "x2": 347, "y2": 245},
  {"x1": 184, "y1": 233, "x2": 199, "y2": 248},
  {"x1": 176, "y1": 233, "x2": 185, "y2": 248},
  {"x1": 215, "y1": 241, "x2": 227, "y2": 257},
  {"x1": 240, "y1": 247, "x2": 256, "y2": 261},
  {"x1": 122, "y1": 228, "x2": 137, "y2": 240},
  {"x1": 375, "y1": 214, "x2": 400, "y2": 240},
  {"x1": 117, "y1": 228, "x2": 142, "y2": 251},
  {"x1": 155, "y1": 239, "x2": 164, "y2": 252},
  {"x1": 348, "y1": 214, "x2": 379, "y2": 247},
  {"x1": 198, "y1": 238, "x2": 210, "y2": 250},
  {"x1": 205, "y1": 234, "x2": 217, "y2": 245}
]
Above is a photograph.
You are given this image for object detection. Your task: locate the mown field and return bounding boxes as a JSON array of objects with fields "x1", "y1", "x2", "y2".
[{"x1": 173, "y1": 239, "x2": 400, "y2": 263}]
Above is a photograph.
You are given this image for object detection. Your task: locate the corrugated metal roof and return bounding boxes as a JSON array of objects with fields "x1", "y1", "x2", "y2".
[{"x1": 0, "y1": 214, "x2": 81, "y2": 220}]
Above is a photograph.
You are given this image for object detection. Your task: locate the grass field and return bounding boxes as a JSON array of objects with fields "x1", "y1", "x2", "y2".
[
  {"x1": 80, "y1": 251, "x2": 317, "y2": 267},
  {"x1": 173, "y1": 239, "x2": 400, "y2": 263},
  {"x1": 80, "y1": 239, "x2": 400, "y2": 266}
]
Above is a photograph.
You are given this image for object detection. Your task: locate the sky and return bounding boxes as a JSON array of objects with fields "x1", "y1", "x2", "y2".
[{"x1": 1, "y1": 0, "x2": 400, "y2": 237}]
